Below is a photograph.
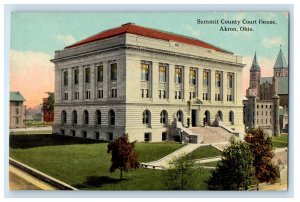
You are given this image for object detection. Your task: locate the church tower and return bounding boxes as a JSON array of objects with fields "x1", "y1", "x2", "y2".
[
  {"x1": 273, "y1": 47, "x2": 288, "y2": 77},
  {"x1": 247, "y1": 52, "x2": 261, "y2": 97}
]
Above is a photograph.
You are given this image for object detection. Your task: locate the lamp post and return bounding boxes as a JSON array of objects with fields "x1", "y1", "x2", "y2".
[
  {"x1": 24, "y1": 105, "x2": 27, "y2": 130},
  {"x1": 180, "y1": 129, "x2": 183, "y2": 144}
]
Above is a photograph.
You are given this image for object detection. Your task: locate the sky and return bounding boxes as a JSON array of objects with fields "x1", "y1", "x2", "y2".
[{"x1": 10, "y1": 12, "x2": 289, "y2": 108}]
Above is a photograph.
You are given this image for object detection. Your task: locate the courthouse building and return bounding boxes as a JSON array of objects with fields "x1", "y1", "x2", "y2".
[{"x1": 51, "y1": 23, "x2": 245, "y2": 142}]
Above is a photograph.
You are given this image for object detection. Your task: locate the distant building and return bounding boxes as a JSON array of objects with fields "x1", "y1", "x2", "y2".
[
  {"x1": 10, "y1": 91, "x2": 26, "y2": 129},
  {"x1": 243, "y1": 48, "x2": 288, "y2": 135}
]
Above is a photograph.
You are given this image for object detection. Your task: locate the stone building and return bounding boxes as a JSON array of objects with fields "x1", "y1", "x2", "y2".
[
  {"x1": 243, "y1": 48, "x2": 288, "y2": 135},
  {"x1": 10, "y1": 91, "x2": 26, "y2": 129},
  {"x1": 51, "y1": 23, "x2": 245, "y2": 142}
]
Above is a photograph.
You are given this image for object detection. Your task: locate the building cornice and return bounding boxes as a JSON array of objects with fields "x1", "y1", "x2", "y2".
[{"x1": 51, "y1": 45, "x2": 245, "y2": 68}]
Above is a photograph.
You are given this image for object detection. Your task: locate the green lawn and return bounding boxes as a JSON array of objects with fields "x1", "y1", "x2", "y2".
[
  {"x1": 187, "y1": 145, "x2": 221, "y2": 159},
  {"x1": 199, "y1": 161, "x2": 219, "y2": 167},
  {"x1": 272, "y1": 134, "x2": 288, "y2": 148},
  {"x1": 9, "y1": 134, "x2": 210, "y2": 190}
]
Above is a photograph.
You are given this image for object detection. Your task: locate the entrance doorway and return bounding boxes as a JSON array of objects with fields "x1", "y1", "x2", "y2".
[{"x1": 191, "y1": 110, "x2": 197, "y2": 127}]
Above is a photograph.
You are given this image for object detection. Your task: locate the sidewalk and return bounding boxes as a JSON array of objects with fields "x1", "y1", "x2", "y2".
[
  {"x1": 9, "y1": 165, "x2": 56, "y2": 190},
  {"x1": 10, "y1": 126, "x2": 52, "y2": 133}
]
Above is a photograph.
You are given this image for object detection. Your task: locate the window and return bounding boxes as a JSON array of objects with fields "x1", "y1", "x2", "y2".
[
  {"x1": 95, "y1": 132, "x2": 100, "y2": 140},
  {"x1": 141, "y1": 89, "x2": 149, "y2": 98},
  {"x1": 227, "y1": 94, "x2": 233, "y2": 101},
  {"x1": 64, "y1": 71, "x2": 68, "y2": 86},
  {"x1": 160, "y1": 110, "x2": 168, "y2": 124},
  {"x1": 162, "y1": 132, "x2": 167, "y2": 141},
  {"x1": 111, "y1": 89, "x2": 117, "y2": 98},
  {"x1": 215, "y1": 93, "x2": 221, "y2": 101},
  {"x1": 98, "y1": 89, "x2": 103, "y2": 98},
  {"x1": 175, "y1": 91, "x2": 181, "y2": 99},
  {"x1": 203, "y1": 93, "x2": 208, "y2": 100},
  {"x1": 15, "y1": 102, "x2": 20, "y2": 106},
  {"x1": 189, "y1": 69, "x2": 196, "y2": 85},
  {"x1": 64, "y1": 92, "x2": 68, "y2": 100},
  {"x1": 108, "y1": 133, "x2": 114, "y2": 141},
  {"x1": 215, "y1": 72, "x2": 222, "y2": 88},
  {"x1": 85, "y1": 67, "x2": 90, "y2": 83},
  {"x1": 85, "y1": 91, "x2": 91, "y2": 99},
  {"x1": 74, "y1": 69, "x2": 79, "y2": 85},
  {"x1": 71, "y1": 130, "x2": 76, "y2": 137},
  {"x1": 144, "y1": 133, "x2": 151, "y2": 142},
  {"x1": 143, "y1": 110, "x2": 151, "y2": 125},
  {"x1": 141, "y1": 63, "x2": 150, "y2": 81},
  {"x1": 72, "y1": 110, "x2": 77, "y2": 125},
  {"x1": 229, "y1": 111, "x2": 234, "y2": 125},
  {"x1": 83, "y1": 110, "x2": 89, "y2": 125},
  {"x1": 217, "y1": 111, "x2": 223, "y2": 121},
  {"x1": 97, "y1": 65, "x2": 103, "y2": 82},
  {"x1": 203, "y1": 71, "x2": 209, "y2": 86},
  {"x1": 109, "y1": 110, "x2": 115, "y2": 125},
  {"x1": 189, "y1": 92, "x2": 195, "y2": 100},
  {"x1": 159, "y1": 90, "x2": 166, "y2": 99},
  {"x1": 110, "y1": 63, "x2": 117, "y2": 81},
  {"x1": 61, "y1": 129, "x2": 65, "y2": 135},
  {"x1": 175, "y1": 68, "x2": 182, "y2": 84},
  {"x1": 16, "y1": 108, "x2": 19, "y2": 115},
  {"x1": 159, "y1": 66, "x2": 166, "y2": 83},
  {"x1": 176, "y1": 111, "x2": 183, "y2": 123},
  {"x1": 95, "y1": 110, "x2": 101, "y2": 125},
  {"x1": 82, "y1": 131, "x2": 87, "y2": 138},
  {"x1": 75, "y1": 91, "x2": 79, "y2": 100},
  {"x1": 61, "y1": 110, "x2": 67, "y2": 124},
  {"x1": 16, "y1": 117, "x2": 19, "y2": 125},
  {"x1": 227, "y1": 74, "x2": 233, "y2": 88}
]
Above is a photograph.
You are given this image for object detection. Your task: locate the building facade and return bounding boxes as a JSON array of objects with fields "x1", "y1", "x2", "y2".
[
  {"x1": 243, "y1": 48, "x2": 288, "y2": 135},
  {"x1": 51, "y1": 23, "x2": 245, "y2": 142},
  {"x1": 10, "y1": 91, "x2": 26, "y2": 129}
]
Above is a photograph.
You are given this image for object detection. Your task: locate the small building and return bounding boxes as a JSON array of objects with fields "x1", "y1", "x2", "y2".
[{"x1": 10, "y1": 91, "x2": 26, "y2": 129}]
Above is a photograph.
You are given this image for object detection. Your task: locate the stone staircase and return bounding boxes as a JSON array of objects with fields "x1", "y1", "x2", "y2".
[{"x1": 189, "y1": 126, "x2": 234, "y2": 144}]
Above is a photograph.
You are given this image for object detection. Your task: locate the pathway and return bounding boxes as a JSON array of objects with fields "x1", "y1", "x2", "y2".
[{"x1": 9, "y1": 165, "x2": 56, "y2": 190}]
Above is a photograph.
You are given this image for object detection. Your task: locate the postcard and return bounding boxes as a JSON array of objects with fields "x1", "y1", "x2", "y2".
[{"x1": 9, "y1": 11, "x2": 289, "y2": 192}]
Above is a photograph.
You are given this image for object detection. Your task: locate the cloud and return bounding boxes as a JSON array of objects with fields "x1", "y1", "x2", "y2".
[
  {"x1": 263, "y1": 37, "x2": 285, "y2": 48},
  {"x1": 242, "y1": 55, "x2": 275, "y2": 95},
  {"x1": 56, "y1": 34, "x2": 76, "y2": 46},
  {"x1": 10, "y1": 49, "x2": 54, "y2": 108}
]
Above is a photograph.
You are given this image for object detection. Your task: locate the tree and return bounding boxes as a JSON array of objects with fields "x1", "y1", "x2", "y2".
[
  {"x1": 244, "y1": 128, "x2": 280, "y2": 184},
  {"x1": 163, "y1": 154, "x2": 200, "y2": 190},
  {"x1": 107, "y1": 134, "x2": 140, "y2": 180},
  {"x1": 206, "y1": 140, "x2": 257, "y2": 190}
]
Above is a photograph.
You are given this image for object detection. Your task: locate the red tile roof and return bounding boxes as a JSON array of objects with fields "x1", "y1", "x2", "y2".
[{"x1": 65, "y1": 23, "x2": 231, "y2": 53}]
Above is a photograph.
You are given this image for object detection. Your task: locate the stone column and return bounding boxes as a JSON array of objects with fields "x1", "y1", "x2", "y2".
[
  {"x1": 168, "y1": 63, "x2": 175, "y2": 101},
  {"x1": 183, "y1": 66, "x2": 189, "y2": 101},
  {"x1": 210, "y1": 70, "x2": 215, "y2": 104},
  {"x1": 68, "y1": 68, "x2": 72, "y2": 102},
  {"x1": 198, "y1": 68, "x2": 203, "y2": 99},
  {"x1": 90, "y1": 64, "x2": 95, "y2": 100},
  {"x1": 54, "y1": 67, "x2": 61, "y2": 103},
  {"x1": 152, "y1": 61, "x2": 159, "y2": 100},
  {"x1": 79, "y1": 66, "x2": 84, "y2": 101},
  {"x1": 103, "y1": 62, "x2": 108, "y2": 99},
  {"x1": 222, "y1": 71, "x2": 227, "y2": 102}
]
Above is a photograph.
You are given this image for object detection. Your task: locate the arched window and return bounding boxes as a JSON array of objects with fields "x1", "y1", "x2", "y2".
[
  {"x1": 83, "y1": 110, "x2": 89, "y2": 125},
  {"x1": 143, "y1": 110, "x2": 151, "y2": 125},
  {"x1": 204, "y1": 110, "x2": 210, "y2": 125},
  {"x1": 229, "y1": 111, "x2": 234, "y2": 125},
  {"x1": 160, "y1": 110, "x2": 168, "y2": 124},
  {"x1": 109, "y1": 110, "x2": 115, "y2": 125},
  {"x1": 217, "y1": 110, "x2": 223, "y2": 121},
  {"x1": 176, "y1": 110, "x2": 183, "y2": 123},
  {"x1": 95, "y1": 110, "x2": 101, "y2": 125},
  {"x1": 72, "y1": 110, "x2": 77, "y2": 125},
  {"x1": 61, "y1": 110, "x2": 67, "y2": 124}
]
